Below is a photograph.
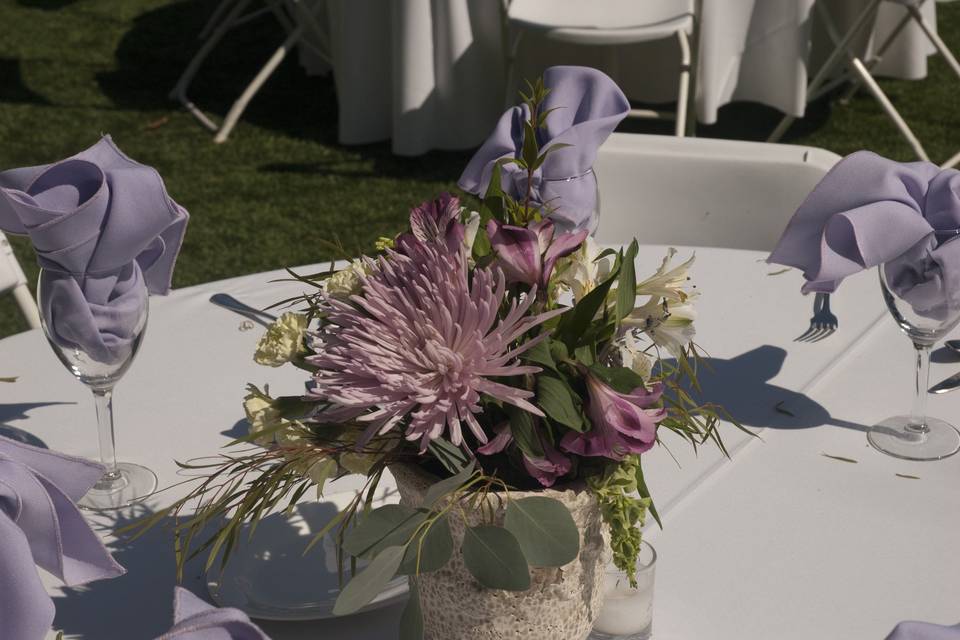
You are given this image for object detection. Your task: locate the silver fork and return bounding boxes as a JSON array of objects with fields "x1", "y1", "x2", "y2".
[{"x1": 795, "y1": 292, "x2": 838, "y2": 342}]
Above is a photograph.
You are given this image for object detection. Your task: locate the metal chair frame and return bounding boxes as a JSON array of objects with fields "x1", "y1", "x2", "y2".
[
  {"x1": 769, "y1": 0, "x2": 960, "y2": 168},
  {"x1": 170, "y1": 0, "x2": 331, "y2": 143}
]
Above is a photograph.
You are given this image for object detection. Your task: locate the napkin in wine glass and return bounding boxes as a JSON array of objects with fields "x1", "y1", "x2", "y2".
[
  {"x1": 768, "y1": 151, "x2": 960, "y2": 320},
  {"x1": 886, "y1": 621, "x2": 960, "y2": 640},
  {"x1": 458, "y1": 65, "x2": 630, "y2": 234},
  {"x1": 0, "y1": 136, "x2": 189, "y2": 363},
  {"x1": 155, "y1": 587, "x2": 270, "y2": 640},
  {"x1": 0, "y1": 435, "x2": 125, "y2": 640}
]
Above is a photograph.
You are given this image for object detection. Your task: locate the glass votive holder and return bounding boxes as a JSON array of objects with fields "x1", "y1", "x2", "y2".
[{"x1": 590, "y1": 541, "x2": 657, "y2": 640}]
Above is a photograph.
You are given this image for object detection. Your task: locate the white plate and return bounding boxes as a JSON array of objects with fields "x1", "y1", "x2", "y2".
[{"x1": 207, "y1": 471, "x2": 408, "y2": 621}]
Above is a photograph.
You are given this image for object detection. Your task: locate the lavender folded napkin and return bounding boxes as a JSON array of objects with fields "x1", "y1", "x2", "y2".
[
  {"x1": 156, "y1": 588, "x2": 270, "y2": 640},
  {"x1": 0, "y1": 136, "x2": 188, "y2": 363},
  {"x1": 768, "y1": 151, "x2": 960, "y2": 319},
  {"x1": 458, "y1": 65, "x2": 630, "y2": 234},
  {"x1": 886, "y1": 621, "x2": 960, "y2": 640},
  {"x1": 0, "y1": 435, "x2": 125, "y2": 640}
]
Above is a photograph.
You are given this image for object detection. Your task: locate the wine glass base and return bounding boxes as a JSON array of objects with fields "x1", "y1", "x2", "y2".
[
  {"x1": 867, "y1": 416, "x2": 960, "y2": 461},
  {"x1": 78, "y1": 462, "x2": 158, "y2": 511}
]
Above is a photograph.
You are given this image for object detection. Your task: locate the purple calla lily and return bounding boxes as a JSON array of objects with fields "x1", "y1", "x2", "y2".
[{"x1": 561, "y1": 373, "x2": 666, "y2": 460}]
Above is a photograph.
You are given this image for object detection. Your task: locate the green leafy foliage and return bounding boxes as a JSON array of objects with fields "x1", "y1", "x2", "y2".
[
  {"x1": 462, "y1": 525, "x2": 531, "y2": 591},
  {"x1": 536, "y1": 373, "x2": 584, "y2": 432},
  {"x1": 400, "y1": 581, "x2": 423, "y2": 640},
  {"x1": 341, "y1": 504, "x2": 426, "y2": 558},
  {"x1": 333, "y1": 545, "x2": 405, "y2": 616},
  {"x1": 399, "y1": 515, "x2": 454, "y2": 574},
  {"x1": 504, "y1": 496, "x2": 580, "y2": 567},
  {"x1": 588, "y1": 457, "x2": 653, "y2": 587},
  {"x1": 506, "y1": 405, "x2": 544, "y2": 458},
  {"x1": 423, "y1": 461, "x2": 476, "y2": 509}
]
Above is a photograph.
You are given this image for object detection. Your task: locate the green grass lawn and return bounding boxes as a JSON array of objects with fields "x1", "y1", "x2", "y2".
[{"x1": 1, "y1": 0, "x2": 959, "y2": 339}]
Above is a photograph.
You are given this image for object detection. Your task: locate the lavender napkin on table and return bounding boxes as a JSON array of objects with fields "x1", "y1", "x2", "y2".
[
  {"x1": 886, "y1": 621, "x2": 960, "y2": 640},
  {"x1": 0, "y1": 136, "x2": 188, "y2": 363},
  {"x1": 768, "y1": 151, "x2": 960, "y2": 320},
  {"x1": 155, "y1": 588, "x2": 270, "y2": 640},
  {"x1": 0, "y1": 435, "x2": 125, "y2": 640},
  {"x1": 458, "y1": 65, "x2": 630, "y2": 234}
]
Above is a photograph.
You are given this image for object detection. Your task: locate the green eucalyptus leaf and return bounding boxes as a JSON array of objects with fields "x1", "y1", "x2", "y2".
[
  {"x1": 504, "y1": 497, "x2": 580, "y2": 567},
  {"x1": 333, "y1": 545, "x2": 405, "y2": 616},
  {"x1": 616, "y1": 241, "x2": 639, "y2": 321},
  {"x1": 341, "y1": 504, "x2": 425, "y2": 558},
  {"x1": 536, "y1": 374, "x2": 584, "y2": 432},
  {"x1": 399, "y1": 581, "x2": 423, "y2": 640},
  {"x1": 462, "y1": 525, "x2": 531, "y2": 591},
  {"x1": 423, "y1": 461, "x2": 476, "y2": 509},
  {"x1": 399, "y1": 514, "x2": 454, "y2": 574},
  {"x1": 506, "y1": 405, "x2": 544, "y2": 458}
]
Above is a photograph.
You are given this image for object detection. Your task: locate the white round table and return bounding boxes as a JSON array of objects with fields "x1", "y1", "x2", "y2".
[
  {"x1": 4, "y1": 242, "x2": 959, "y2": 639},
  {"x1": 317, "y1": 0, "x2": 937, "y2": 155}
]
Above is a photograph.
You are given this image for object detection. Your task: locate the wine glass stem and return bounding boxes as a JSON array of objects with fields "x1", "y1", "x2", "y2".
[
  {"x1": 908, "y1": 343, "x2": 932, "y2": 434},
  {"x1": 92, "y1": 387, "x2": 124, "y2": 491}
]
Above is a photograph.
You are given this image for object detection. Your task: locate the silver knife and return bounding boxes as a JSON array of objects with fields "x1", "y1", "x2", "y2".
[{"x1": 929, "y1": 371, "x2": 960, "y2": 394}]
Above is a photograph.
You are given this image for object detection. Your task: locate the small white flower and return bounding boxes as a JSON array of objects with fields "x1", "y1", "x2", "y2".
[
  {"x1": 324, "y1": 259, "x2": 371, "y2": 299},
  {"x1": 243, "y1": 390, "x2": 289, "y2": 446},
  {"x1": 254, "y1": 312, "x2": 308, "y2": 367},
  {"x1": 463, "y1": 210, "x2": 481, "y2": 252}
]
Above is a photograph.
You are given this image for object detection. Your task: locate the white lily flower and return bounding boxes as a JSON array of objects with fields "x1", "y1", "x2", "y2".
[
  {"x1": 624, "y1": 297, "x2": 697, "y2": 358},
  {"x1": 616, "y1": 330, "x2": 653, "y2": 379},
  {"x1": 636, "y1": 248, "x2": 696, "y2": 304},
  {"x1": 554, "y1": 236, "x2": 614, "y2": 302}
]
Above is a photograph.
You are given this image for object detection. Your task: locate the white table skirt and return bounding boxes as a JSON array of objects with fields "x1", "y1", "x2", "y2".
[
  {"x1": 3, "y1": 241, "x2": 959, "y2": 639},
  {"x1": 317, "y1": 0, "x2": 937, "y2": 155}
]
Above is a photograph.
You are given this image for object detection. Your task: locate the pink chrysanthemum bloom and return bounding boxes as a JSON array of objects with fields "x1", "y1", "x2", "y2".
[{"x1": 306, "y1": 234, "x2": 564, "y2": 451}]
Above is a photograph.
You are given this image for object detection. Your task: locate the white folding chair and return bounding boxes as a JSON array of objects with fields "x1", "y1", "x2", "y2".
[
  {"x1": 171, "y1": 0, "x2": 331, "y2": 144},
  {"x1": 504, "y1": 0, "x2": 698, "y2": 137},
  {"x1": 769, "y1": 0, "x2": 960, "y2": 169},
  {"x1": 594, "y1": 133, "x2": 840, "y2": 251},
  {"x1": 0, "y1": 231, "x2": 40, "y2": 330}
]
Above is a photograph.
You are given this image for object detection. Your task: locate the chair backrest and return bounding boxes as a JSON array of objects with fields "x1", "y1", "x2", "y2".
[
  {"x1": 593, "y1": 133, "x2": 840, "y2": 252},
  {"x1": 0, "y1": 231, "x2": 41, "y2": 329}
]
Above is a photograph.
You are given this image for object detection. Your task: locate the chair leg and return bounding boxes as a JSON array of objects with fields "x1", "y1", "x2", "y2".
[
  {"x1": 675, "y1": 29, "x2": 691, "y2": 138},
  {"x1": 213, "y1": 25, "x2": 304, "y2": 143},
  {"x1": 942, "y1": 149, "x2": 960, "y2": 170},
  {"x1": 12, "y1": 283, "x2": 40, "y2": 330},
  {"x1": 838, "y1": 6, "x2": 915, "y2": 104},
  {"x1": 198, "y1": 0, "x2": 236, "y2": 41},
  {"x1": 909, "y1": 4, "x2": 960, "y2": 79},
  {"x1": 849, "y1": 56, "x2": 930, "y2": 161},
  {"x1": 768, "y1": 0, "x2": 882, "y2": 142},
  {"x1": 504, "y1": 30, "x2": 523, "y2": 108},
  {"x1": 171, "y1": 0, "x2": 255, "y2": 132},
  {"x1": 685, "y1": 0, "x2": 702, "y2": 137}
]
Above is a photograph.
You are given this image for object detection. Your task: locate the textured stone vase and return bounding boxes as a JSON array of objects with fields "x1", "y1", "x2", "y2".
[{"x1": 390, "y1": 463, "x2": 610, "y2": 640}]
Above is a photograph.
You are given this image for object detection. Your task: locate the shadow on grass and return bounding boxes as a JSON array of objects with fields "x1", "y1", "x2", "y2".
[{"x1": 0, "y1": 58, "x2": 50, "y2": 105}]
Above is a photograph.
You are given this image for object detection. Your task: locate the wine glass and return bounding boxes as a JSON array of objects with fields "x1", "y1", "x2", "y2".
[
  {"x1": 868, "y1": 263, "x2": 960, "y2": 460},
  {"x1": 37, "y1": 268, "x2": 157, "y2": 510}
]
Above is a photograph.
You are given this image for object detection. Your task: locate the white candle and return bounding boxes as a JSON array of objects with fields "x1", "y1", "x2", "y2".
[{"x1": 591, "y1": 542, "x2": 656, "y2": 639}]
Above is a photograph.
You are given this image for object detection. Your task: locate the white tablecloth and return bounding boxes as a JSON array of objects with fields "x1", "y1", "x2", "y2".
[
  {"x1": 319, "y1": 0, "x2": 937, "y2": 155},
  {"x1": 3, "y1": 242, "x2": 959, "y2": 639}
]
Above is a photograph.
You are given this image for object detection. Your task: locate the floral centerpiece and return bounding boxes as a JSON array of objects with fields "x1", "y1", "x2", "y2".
[{"x1": 143, "y1": 78, "x2": 732, "y2": 640}]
